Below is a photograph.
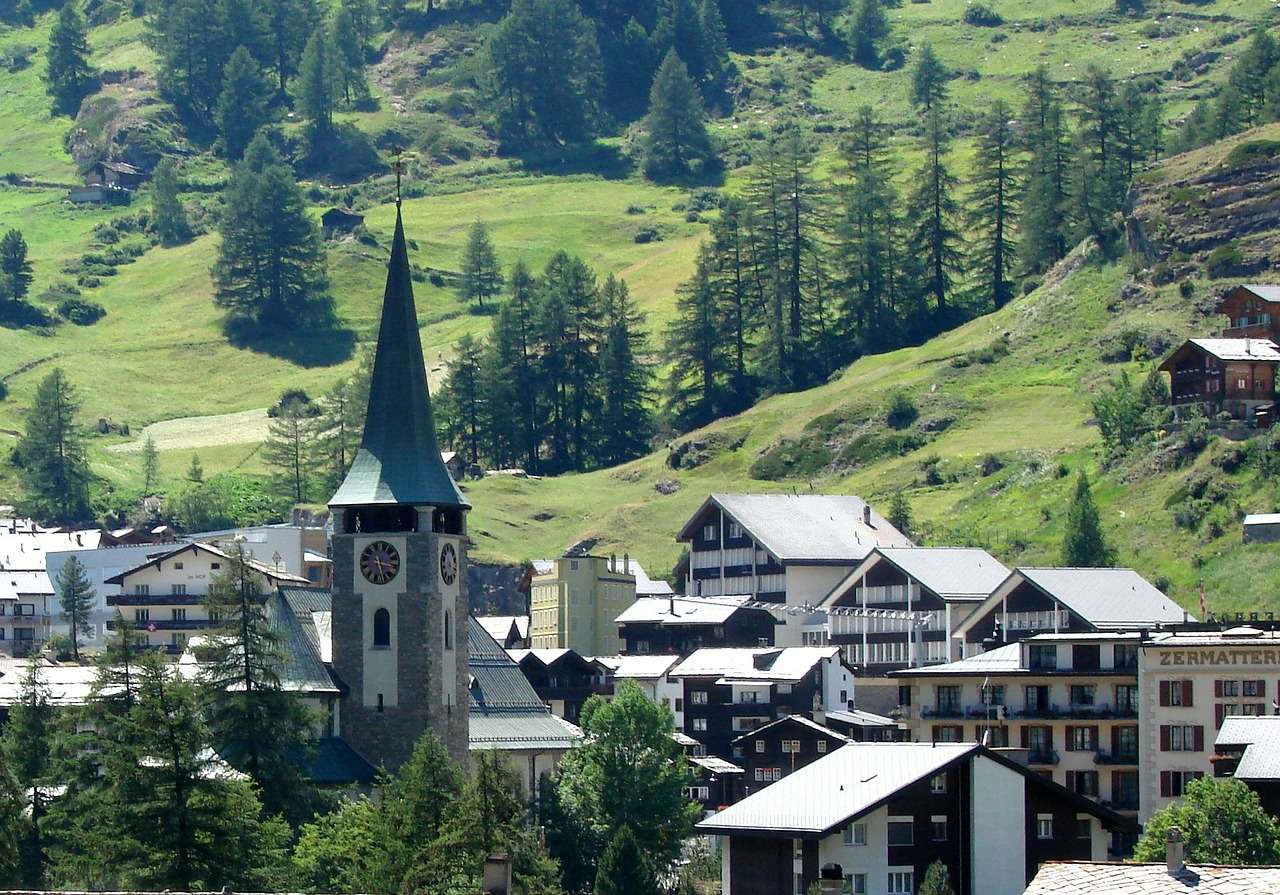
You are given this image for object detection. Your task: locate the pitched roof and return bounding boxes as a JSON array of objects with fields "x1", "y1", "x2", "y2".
[
  {"x1": 731, "y1": 714, "x2": 850, "y2": 745},
  {"x1": 0, "y1": 661, "x2": 97, "y2": 707},
  {"x1": 304, "y1": 737, "x2": 377, "y2": 785},
  {"x1": 1024, "y1": 861, "x2": 1280, "y2": 895},
  {"x1": 1189, "y1": 338, "x2": 1280, "y2": 362},
  {"x1": 615, "y1": 594, "x2": 757, "y2": 626},
  {"x1": 476, "y1": 615, "x2": 529, "y2": 644},
  {"x1": 264, "y1": 589, "x2": 340, "y2": 694},
  {"x1": 1215, "y1": 716, "x2": 1280, "y2": 781},
  {"x1": 893, "y1": 642, "x2": 1025, "y2": 676},
  {"x1": 677, "y1": 494, "x2": 913, "y2": 564},
  {"x1": 506, "y1": 648, "x2": 604, "y2": 674},
  {"x1": 1233, "y1": 284, "x2": 1280, "y2": 305},
  {"x1": 0, "y1": 569, "x2": 53, "y2": 599},
  {"x1": 630, "y1": 559, "x2": 675, "y2": 597},
  {"x1": 690, "y1": 755, "x2": 745, "y2": 774},
  {"x1": 824, "y1": 709, "x2": 897, "y2": 728},
  {"x1": 671, "y1": 646, "x2": 840, "y2": 683},
  {"x1": 592, "y1": 654, "x2": 681, "y2": 679},
  {"x1": 329, "y1": 207, "x2": 467, "y2": 509},
  {"x1": 822, "y1": 547, "x2": 1010, "y2": 607},
  {"x1": 103, "y1": 541, "x2": 310, "y2": 586}
]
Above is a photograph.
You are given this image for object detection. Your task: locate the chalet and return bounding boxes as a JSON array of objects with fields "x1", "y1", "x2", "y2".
[
  {"x1": 671, "y1": 646, "x2": 854, "y2": 759},
  {"x1": 1243, "y1": 513, "x2": 1280, "y2": 543},
  {"x1": 697, "y1": 741, "x2": 1133, "y2": 895},
  {"x1": 615, "y1": 594, "x2": 777, "y2": 656},
  {"x1": 952, "y1": 567, "x2": 1189, "y2": 659},
  {"x1": 1216, "y1": 284, "x2": 1280, "y2": 342},
  {"x1": 592, "y1": 653, "x2": 683, "y2": 726},
  {"x1": 731, "y1": 714, "x2": 850, "y2": 795},
  {"x1": 85, "y1": 159, "x2": 145, "y2": 189},
  {"x1": 1212, "y1": 716, "x2": 1280, "y2": 819},
  {"x1": 321, "y1": 206, "x2": 365, "y2": 234},
  {"x1": 476, "y1": 614, "x2": 530, "y2": 648},
  {"x1": 1157, "y1": 338, "x2": 1279, "y2": 424},
  {"x1": 506, "y1": 648, "x2": 612, "y2": 723},
  {"x1": 819, "y1": 547, "x2": 1011, "y2": 708},
  {"x1": 674, "y1": 732, "x2": 746, "y2": 812},
  {"x1": 676, "y1": 494, "x2": 912, "y2": 646},
  {"x1": 823, "y1": 708, "x2": 902, "y2": 742}
]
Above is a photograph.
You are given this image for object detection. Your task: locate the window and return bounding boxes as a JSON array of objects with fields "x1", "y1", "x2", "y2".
[
  {"x1": 1029, "y1": 644, "x2": 1057, "y2": 670},
  {"x1": 1219, "y1": 680, "x2": 1241, "y2": 697},
  {"x1": 777, "y1": 683, "x2": 792, "y2": 694},
  {"x1": 674, "y1": 697, "x2": 683, "y2": 712},
  {"x1": 1116, "y1": 726, "x2": 1138, "y2": 759},
  {"x1": 1072, "y1": 644, "x2": 1101, "y2": 671},
  {"x1": 1163, "y1": 724, "x2": 1203, "y2": 752},
  {"x1": 887, "y1": 871, "x2": 914, "y2": 894},
  {"x1": 1244, "y1": 680, "x2": 1265, "y2": 697},
  {"x1": 755, "y1": 739, "x2": 766, "y2": 753},
  {"x1": 134, "y1": 584, "x2": 150, "y2": 596},
  {"x1": 887, "y1": 819, "x2": 914, "y2": 846},
  {"x1": 817, "y1": 740, "x2": 828, "y2": 753},
  {"x1": 847, "y1": 873, "x2": 867, "y2": 894},
  {"x1": 1116, "y1": 685, "x2": 1138, "y2": 714},
  {"x1": 1069, "y1": 726, "x2": 1097, "y2": 751},
  {"x1": 444, "y1": 610, "x2": 453, "y2": 649},
  {"x1": 692, "y1": 691, "x2": 709, "y2": 705},
  {"x1": 171, "y1": 632, "x2": 187, "y2": 648},
  {"x1": 1037, "y1": 815, "x2": 1053, "y2": 839},
  {"x1": 376, "y1": 693, "x2": 383, "y2": 713},
  {"x1": 702, "y1": 524, "x2": 717, "y2": 541},
  {"x1": 933, "y1": 725, "x2": 962, "y2": 743},
  {"x1": 1075, "y1": 818, "x2": 1092, "y2": 839},
  {"x1": 172, "y1": 609, "x2": 186, "y2": 622},
  {"x1": 782, "y1": 739, "x2": 801, "y2": 754},
  {"x1": 692, "y1": 718, "x2": 707, "y2": 732},
  {"x1": 981, "y1": 684, "x2": 1006, "y2": 706},
  {"x1": 569, "y1": 560, "x2": 579, "y2": 571},
  {"x1": 728, "y1": 522, "x2": 743, "y2": 539},
  {"x1": 373, "y1": 607, "x2": 391, "y2": 647},
  {"x1": 174, "y1": 562, "x2": 183, "y2": 570},
  {"x1": 1114, "y1": 644, "x2": 1138, "y2": 669},
  {"x1": 936, "y1": 685, "x2": 961, "y2": 714},
  {"x1": 1162, "y1": 680, "x2": 1193, "y2": 707},
  {"x1": 1067, "y1": 770, "x2": 1098, "y2": 797},
  {"x1": 930, "y1": 773, "x2": 946, "y2": 794},
  {"x1": 1160, "y1": 770, "x2": 1204, "y2": 798},
  {"x1": 173, "y1": 584, "x2": 186, "y2": 595},
  {"x1": 843, "y1": 822, "x2": 867, "y2": 846},
  {"x1": 740, "y1": 691, "x2": 759, "y2": 704},
  {"x1": 931, "y1": 816, "x2": 948, "y2": 841},
  {"x1": 15, "y1": 604, "x2": 34, "y2": 616},
  {"x1": 210, "y1": 563, "x2": 220, "y2": 570},
  {"x1": 134, "y1": 609, "x2": 149, "y2": 623},
  {"x1": 1070, "y1": 685, "x2": 1096, "y2": 706},
  {"x1": 1025, "y1": 685, "x2": 1047, "y2": 712}
]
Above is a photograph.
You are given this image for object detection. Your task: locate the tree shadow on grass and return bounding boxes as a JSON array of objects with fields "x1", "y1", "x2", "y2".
[
  {"x1": 514, "y1": 142, "x2": 633, "y2": 180},
  {"x1": 225, "y1": 320, "x2": 359, "y2": 368}
]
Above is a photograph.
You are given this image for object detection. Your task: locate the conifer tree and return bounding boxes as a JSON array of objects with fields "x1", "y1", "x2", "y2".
[
  {"x1": 187, "y1": 453, "x2": 204, "y2": 482},
  {"x1": 699, "y1": 0, "x2": 730, "y2": 90},
  {"x1": 600, "y1": 276, "x2": 652, "y2": 465},
  {"x1": 849, "y1": 0, "x2": 889, "y2": 69},
  {"x1": 213, "y1": 131, "x2": 331, "y2": 329},
  {"x1": 888, "y1": 488, "x2": 913, "y2": 540},
  {"x1": 1074, "y1": 65, "x2": 1125, "y2": 236},
  {"x1": 152, "y1": 159, "x2": 192, "y2": 248},
  {"x1": 1230, "y1": 30, "x2": 1277, "y2": 126},
  {"x1": 141, "y1": 435, "x2": 159, "y2": 494},
  {"x1": 56, "y1": 555, "x2": 95, "y2": 661},
  {"x1": 642, "y1": 50, "x2": 715, "y2": 181},
  {"x1": 540, "y1": 253, "x2": 601, "y2": 472},
  {"x1": 312, "y1": 345, "x2": 372, "y2": 491},
  {"x1": 341, "y1": 0, "x2": 378, "y2": 51},
  {"x1": 1019, "y1": 65, "x2": 1069, "y2": 273},
  {"x1": 910, "y1": 43, "x2": 948, "y2": 111},
  {"x1": 46, "y1": 1, "x2": 96, "y2": 117},
  {"x1": 1061, "y1": 470, "x2": 1116, "y2": 567},
  {"x1": 0, "y1": 229, "x2": 34, "y2": 304},
  {"x1": 216, "y1": 46, "x2": 273, "y2": 160},
  {"x1": 594, "y1": 825, "x2": 658, "y2": 895},
  {"x1": 0, "y1": 660, "x2": 53, "y2": 885},
  {"x1": 18, "y1": 368, "x2": 93, "y2": 526},
  {"x1": 331, "y1": 3, "x2": 370, "y2": 106},
  {"x1": 297, "y1": 25, "x2": 337, "y2": 155},
  {"x1": 666, "y1": 246, "x2": 727, "y2": 429},
  {"x1": 201, "y1": 543, "x2": 316, "y2": 823},
  {"x1": 969, "y1": 99, "x2": 1020, "y2": 309},
  {"x1": 440, "y1": 335, "x2": 484, "y2": 465},
  {"x1": 460, "y1": 221, "x2": 504, "y2": 309},
  {"x1": 262, "y1": 395, "x2": 317, "y2": 504},
  {"x1": 0, "y1": 760, "x2": 24, "y2": 887},
  {"x1": 148, "y1": 0, "x2": 229, "y2": 121},
  {"x1": 706, "y1": 197, "x2": 762, "y2": 406},
  {"x1": 263, "y1": 0, "x2": 320, "y2": 95},
  {"x1": 653, "y1": 0, "x2": 707, "y2": 83},
  {"x1": 907, "y1": 105, "x2": 961, "y2": 317},
  {"x1": 504, "y1": 261, "x2": 541, "y2": 472}
]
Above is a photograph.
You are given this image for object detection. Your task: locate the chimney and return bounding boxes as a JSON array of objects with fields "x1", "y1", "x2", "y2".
[
  {"x1": 623, "y1": 552, "x2": 630, "y2": 574},
  {"x1": 1166, "y1": 827, "x2": 1185, "y2": 876},
  {"x1": 609, "y1": 553, "x2": 616, "y2": 572},
  {"x1": 862, "y1": 505, "x2": 872, "y2": 527}
]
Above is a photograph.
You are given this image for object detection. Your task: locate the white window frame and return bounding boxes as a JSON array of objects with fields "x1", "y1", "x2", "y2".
[
  {"x1": 887, "y1": 869, "x2": 914, "y2": 895},
  {"x1": 843, "y1": 822, "x2": 867, "y2": 846},
  {"x1": 1037, "y1": 815, "x2": 1053, "y2": 840},
  {"x1": 930, "y1": 773, "x2": 946, "y2": 794}
]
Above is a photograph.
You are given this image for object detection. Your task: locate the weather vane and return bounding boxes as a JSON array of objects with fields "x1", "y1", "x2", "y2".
[{"x1": 392, "y1": 146, "x2": 404, "y2": 206}]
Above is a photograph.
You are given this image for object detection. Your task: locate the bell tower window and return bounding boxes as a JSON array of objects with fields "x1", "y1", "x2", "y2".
[{"x1": 373, "y1": 607, "x2": 391, "y2": 648}]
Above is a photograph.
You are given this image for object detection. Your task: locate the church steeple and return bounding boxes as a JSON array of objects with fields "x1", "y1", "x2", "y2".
[{"x1": 329, "y1": 204, "x2": 467, "y2": 510}]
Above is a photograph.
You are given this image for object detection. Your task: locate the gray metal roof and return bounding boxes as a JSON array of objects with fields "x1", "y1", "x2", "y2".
[
  {"x1": 1244, "y1": 513, "x2": 1280, "y2": 526},
  {"x1": 1238, "y1": 284, "x2": 1280, "y2": 304},
  {"x1": 690, "y1": 755, "x2": 745, "y2": 774},
  {"x1": 893, "y1": 642, "x2": 1024, "y2": 676},
  {"x1": 1024, "y1": 862, "x2": 1280, "y2": 894},
  {"x1": 875, "y1": 547, "x2": 1011, "y2": 599},
  {"x1": 1188, "y1": 338, "x2": 1280, "y2": 362},
  {"x1": 265, "y1": 590, "x2": 341, "y2": 694},
  {"x1": 1019, "y1": 568, "x2": 1188, "y2": 627},
  {"x1": 1215, "y1": 716, "x2": 1280, "y2": 748},
  {"x1": 678, "y1": 494, "x2": 913, "y2": 564},
  {"x1": 329, "y1": 208, "x2": 467, "y2": 509},
  {"x1": 616, "y1": 594, "x2": 755, "y2": 626},
  {"x1": 671, "y1": 646, "x2": 841, "y2": 682},
  {"x1": 593, "y1": 654, "x2": 681, "y2": 679},
  {"x1": 731, "y1": 714, "x2": 851, "y2": 745},
  {"x1": 824, "y1": 709, "x2": 897, "y2": 728}
]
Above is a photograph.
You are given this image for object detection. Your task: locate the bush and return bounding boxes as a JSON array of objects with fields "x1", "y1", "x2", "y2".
[
  {"x1": 963, "y1": 3, "x2": 1004, "y2": 25},
  {"x1": 1179, "y1": 279, "x2": 1196, "y2": 298},
  {"x1": 885, "y1": 391, "x2": 919, "y2": 429},
  {"x1": 750, "y1": 437, "x2": 833, "y2": 480},
  {"x1": 1205, "y1": 243, "x2": 1244, "y2": 279},
  {"x1": 979, "y1": 453, "x2": 1004, "y2": 476},
  {"x1": 1223, "y1": 139, "x2": 1280, "y2": 170},
  {"x1": 56, "y1": 296, "x2": 106, "y2": 325}
]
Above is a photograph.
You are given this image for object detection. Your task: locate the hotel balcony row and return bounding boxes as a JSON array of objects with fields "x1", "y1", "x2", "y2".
[{"x1": 920, "y1": 702, "x2": 1137, "y2": 721}]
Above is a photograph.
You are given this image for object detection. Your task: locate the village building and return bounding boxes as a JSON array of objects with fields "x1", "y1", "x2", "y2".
[
  {"x1": 952, "y1": 567, "x2": 1189, "y2": 659},
  {"x1": 591, "y1": 653, "x2": 684, "y2": 727},
  {"x1": 190, "y1": 523, "x2": 332, "y2": 587},
  {"x1": 476, "y1": 614, "x2": 530, "y2": 649},
  {"x1": 697, "y1": 741, "x2": 1131, "y2": 895},
  {"x1": 1212, "y1": 715, "x2": 1280, "y2": 818},
  {"x1": 104, "y1": 541, "x2": 311, "y2": 653},
  {"x1": 1242, "y1": 512, "x2": 1280, "y2": 543},
  {"x1": 1216, "y1": 284, "x2": 1280, "y2": 342},
  {"x1": 893, "y1": 632, "x2": 1143, "y2": 856},
  {"x1": 1138, "y1": 625, "x2": 1280, "y2": 822},
  {"x1": 615, "y1": 593, "x2": 777, "y2": 656},
  {"x1": 321, "y1": 206, "x2": 365, "y2": 235},
  {"x1": 528, "y1": 553, "x2": 641, "y2": 655},
  {"x1": 731, "y1": 714, "x2": 850, "y2": 796},
  {"x1": 0, "y1": 569, "x2": 55, "y2": 656},
  {"x1": 1158, "y1": 337, "x2": 1279, "y2": 424},
  {"x1": 675, "y1": 494, "x2": 913, "y2": 646},
  {"x1": 671, "y1": 646, "x2": 854, "y2": 759},
  {"x1": 506, "y1": 648, "x2": 612, "y2": 723},
  {"x1": 822, "y1": 708, "x2": 902, "y2": 742}
]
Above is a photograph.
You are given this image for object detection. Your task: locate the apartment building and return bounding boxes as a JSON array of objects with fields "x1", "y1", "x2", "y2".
[{"x1": 528, "y1": 553, "x2": 639, "y2": 655}]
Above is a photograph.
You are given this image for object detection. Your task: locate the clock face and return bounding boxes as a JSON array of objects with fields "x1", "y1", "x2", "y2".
[
  {"x1": 360, "y1": 541, "x2": 400, "y2": 585},
  {"x1": 440, "y1": 542, "x2": 458, "y2": 586}
]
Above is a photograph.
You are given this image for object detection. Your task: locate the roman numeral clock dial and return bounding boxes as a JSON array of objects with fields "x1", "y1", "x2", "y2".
[{"x1": 360, "y1": 541, "x2": 401, "y2": 585}]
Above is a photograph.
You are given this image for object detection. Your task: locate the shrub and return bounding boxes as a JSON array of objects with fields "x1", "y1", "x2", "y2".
[
  {"x1": 963, "y1": 3, "x2": 1004, "y2": 26},
  {"x1": 1223, "y1": 139, "x2": 1280, "y2": 170},
  {"x1": 1205, "y1": 243, "x2": 1244, "y2": 279},
  {"x1": 750, "y1": 438, "x2": 833, "y2": 480},
  {"x1": 979, "y1": 453, "x2": 1004, "y2": 476},
  {"x1": 56, "y1": 296, "x2": 106, "y2": 325},
  {"x1": 1179, "y1": 279, "x2": 1196, "y2": 298},
  {"x1": 885, "y1": 391, "x2": 919, "y2": 429}
]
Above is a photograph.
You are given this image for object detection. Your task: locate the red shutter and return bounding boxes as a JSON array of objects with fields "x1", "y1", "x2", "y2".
[
  {"x1": 1183, "y1": 681, "x2": 1194, "y2": 707},
  {"x1": 1021, "y1": 726, "x2": 1029, "y2": 749},
  {"x1": 1215, "y1": 680, "x2": 1224, "y2": 698},
  {"x1": 1065, "y1": 726, "x2": 1076, "y2": 752},
  {"x1": 1194, "y1": 726, "x2": 1205, "y2": 752},
  {"x1": 1159, "y1": 681, "x2": 1170, "y2": 706},
  {"x1": 1257, "y1": 680, "x2": 1267, "y2": 696},
  {"x1": 1216, "y1": 704, "x2": 1225, "y2": 728},
  {"x1": 1160, "y1": 771, "x2": 1171, "y2": 797},
  {"x1": 1089, "y1": 726, "x2": 1099, "y2": 751},
  {"x1": 1160, "y1": 725, "x2": 1171, "y2": 751}
]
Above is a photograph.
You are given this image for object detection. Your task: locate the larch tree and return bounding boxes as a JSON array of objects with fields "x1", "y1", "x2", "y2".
[
  {"x1": 906, "y1": 104, "x2": 962, "y2": 317},
  {"x1": 152, "y1": 159, "x2": 192, "y2": 247},
  {"x1": 969, "y1": 99, "x2": 1021, "y2": 309},
  {"x1": 262, "y1": 394, "x2": 318, "y2": 505},
  {"x1": 641, "y1": 50, "x2": 714, "y2": 181},
  {"x1": 665, "y1": 244, "x2": 728, "y2": 429},
  {"x1": 599, "y1": 275, "x2": 652, "y2": 465},
  {"x1": 56, "y1": 555, "x2": 95, "y2": 661},
  {"x1": 0, "y1": 229, "x2": 34, "y2": 304},
  {"x1": 460, "y1": 221, "x2": 504, "y2": 309},
  {"x1": 46, "y1": 1, "x2": 96, "y2": 116},
  {"x1": 849, "y1": 0, "x2": 889, "y2": 69},
  {"x1": 141, "y1": 435, "x2": 159, "y2": 494},
  {"x1": 1019, "y1": 65, "x2": 1069, "y2": 274},
  {"x1": 216, "y1": 46, "x2": 273, "y2": 161},
  {"x1": 910, "y1": 43, "x2": 948, "y2": 111},
  {"x1": 0, "y1": 660, "x2": 53, "y2": 886},
  {"x1": 18, "y1": 368, "x2": 93, "y2": 526},
  {"x1": 296, "y1": 25, "x2": 337, "y2": 158},
  {"x1": 332, "y1": 3, "x2": 370, "y2": 107},
  {"x1": 1061, "y1": 470, "x2": 1116, "y2": 567},
  {"x1": 440, "y1": 335, "x2": 484, "y2": 465}
]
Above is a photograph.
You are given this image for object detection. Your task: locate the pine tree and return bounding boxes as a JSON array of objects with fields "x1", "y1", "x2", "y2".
[
  {"x1": 504, "y1": 261, "x2": 541, "y2": 472},
  {"x1": 17, "y1": 368, "x2": 93, "y2": 526},
  {"x1": 706, "y1": 197, "x2": 762, "y2": 407},
  {"x1": 907, "y1": 105, "x2": 962, "y2": 318},
  {"x1": 152, "y1": 159, "x2": 192, "y2": 248},
  {"x1": 216, "y1": 46, "x2": 273, "y2": 161},
  {"x1": 147, "y1": 0, "x2": 229, "y2": 121},
  {"x1": 599, "y1": 275, "x2": 652, "y2": 465},
  {"x1": 56, "y1": 555, "x2": 95, "y2": 661},
  {"x1": 341, "y1": 0, "x2": 378, "y2": 51},
  {"x1": 460, "y1": 221, "x2": 504, "y2": 309},
  {"x1": 331, "y1": 3, "x2": 370, "y2": 107},
  {"x1": 1061, "y1": 470, "x2": 1116, "y2": 567},
  {"x1": 187, "y1": 453, "x2": 204, "y2": 482},
  {"x1": 888, "y1": 488, "x2": 913, "y2": 540},
  {"x1": 665, "y1": 245, "x2": 727, "y2": 429},
  {"x1": 641, "y1": 50, "x2": 715, "y2": 181},
  {"x1": 0, "y1": 660, "x2": 53, "y2": 885},
  {"x1": 0, "y1": 230, "x2": 34, "y2": 304},
  {"x1": 849, "y1": 0, "x2": 889, "y2": 69},
  {"x1": 0, "y1": 759, "x2": 25, "y2": 887},
  {"x1": 46, "y1": 1, "x2": 96, "y2": 116},
  {"x1": 1230, "y1": 30, "x2": 1277, "y2": 126},
  {"x1": 594, "y1": 825, "x2": 658, "y2": 895},
  {"x1": 440, "y1": 335, "x2": 484, "y2": 465},
  {"x1": 910, "y1": 43, "x2": 948, "y2": 111},
  {"x1": 699, "y1": 0, "x2": 730, "y2": 90},
  {"x1": 262, "y1": 394, "x2": 317, "y2": 504},
  {"x1": 141, "y1": 435, "x2": 159, "y2": 494},
  {"x1": 1019, "y1": 66, "x2": 1069, "y2": 273},
  {"x1": 297, "y1": 25, "x2": 337, "y2": 157},
  {"x1": 201, "y1": 543, "x2": 316, "y2": 824},
  {"x1": 263, "y1": 0, "x2": 320, "y2": 95},
  {"x1": 969, "y1": 99, "x2": 1020, "y2": 310},
  {"x1": 213, "y1": 131, "x2": 331, "y2": 329}
]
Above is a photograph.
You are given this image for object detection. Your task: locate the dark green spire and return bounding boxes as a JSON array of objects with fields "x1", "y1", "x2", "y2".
[{"x1": 330, "y1": 206, "x2": 467, "y2": 508}]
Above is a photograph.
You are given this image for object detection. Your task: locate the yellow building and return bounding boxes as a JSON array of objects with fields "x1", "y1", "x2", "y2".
[{"x1": 529, "y1": 554, "x2": 642, "y2": 655}]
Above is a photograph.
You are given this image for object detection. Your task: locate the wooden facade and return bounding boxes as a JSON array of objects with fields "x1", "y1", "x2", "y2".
[
  {"x1": 1216, "y1": 285, "x2": 1280, "y2": 342},
  {"x1": 1158, "y1": 339, "x2": 1279, "y2": 422}
]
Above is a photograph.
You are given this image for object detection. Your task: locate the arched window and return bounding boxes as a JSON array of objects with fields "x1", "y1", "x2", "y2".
[
  {"x1": 373, "y1": 607, "x2": 391, "y2": 647},
  {"x1": 444, "y1": 610, "x2": 453, "y2": 649}
]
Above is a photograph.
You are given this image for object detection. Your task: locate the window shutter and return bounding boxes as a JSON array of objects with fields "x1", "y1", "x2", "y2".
[
  {"x1": 1183, "y1": 681, "x2": 1194, "y2": 707},
  {"x1": 1111, "y1": 726, "x2": 1121, "y2": 756},
  {"x1": 1216, "y1": 704, "x2": 1225, "y2": 728},
  {"x1": 1257, "y1": 680, "x2": 1267, "y2": 696},
  {"x1": 1021, "y1": 726, "x2": 1029, "y2": 749},
  {"x1": 1065, "y1": 727, "x2": 1076, "y2": 752},
  {"x1": 1194, "y1": 726, "x2": 1204, "y2": 752},
  {"x1": 1089, "y1": 726, "x2": 1099, "y2": 750},
  {"x1": 1215, "y1": 680, "x2": 1224, "y2": 698},
  {"x1": 1160, "y1": 725, "x2": 1171, "y2": 752},
  {"x1": 1159, "y1": 681, "x2": 1170, "y2": 706},
  {"x1": 1160, "y1": 771, "x2": 1171, "y2": 798}
]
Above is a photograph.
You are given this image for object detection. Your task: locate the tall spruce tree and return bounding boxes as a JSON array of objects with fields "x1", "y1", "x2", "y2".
[
  {"x1": 331, "y1": 3, "x2": 370, "y2": 106},
  {"x1": 216, "y1": 46, "x2": 273, "y2": 160},
  {"x1": 141, "y1": 435, "x2": 159, "y2": 494},
  {"x1": 213, "y1": 131, "x2": 331, "y2": 329},
  {"x1": 599, "y1": 275, "x2": 652, "y2": 465},
  {"x1": 460, "y1": 221, "x2": 504, "y2": 309},
  {"x1": 1019, "y1": 65, "x2": 1070, "y2": 273},
  {"x1": 56, "y1": 555, "x2": 95, "y2": 661},
  {"x1": 440, "y1": 335, "x2": 484, "y2": 465},
  {"x1": 18, "y1": 368, "x2": 93, "y2": 526},
  {"x1": 665, "y1": 245, "x2": 728, "y2": 429},
  {"x1": 152, "y1": 159, "x2": 192, "y2": 247},
  {"x1": 297, "y1": 25, "x2": 337, "y2": 158},
  {"x1": 263, "y1": 0, "x2": 319, "y2": 95},
  {"x1": 504, "y1": 261, "x2": 541, "y2": 472},
  {"x1": 46, "y1": 1, "x2": 96, "y2": 116},
  {"x1": 0, "y1": 660, "x2": 53, "y2": 885},
  {"x1": 907, "y1": 105, "x2": 962, "y2": 318},
  {"x1": 594, "y1": 825, "x2": 658, "y2": 895},
  {"x1": 910, "y1": 43, "x2": 948, "y2": 111},
  {"x1": 641, "y1": 50, "x2": 714, "y2": 181},
  {"x1": 148, "y1": 0, "x2": 229, "y2": 121},
  {"x1": 849, "y1": 0, "x2": 889, "y2": 69},
  {"x1": 1061, "y1": 470, "x2": 1116, "y2": 567},
  {"x1": 969, "y1": 99, "x2": 1021, "y2": 309},
  {"x1": 540, "y1": 253, "x2": 602, "y2": 472},
  {"x1": 0, "y1": 230, "x2": 34, "y2": 304}
]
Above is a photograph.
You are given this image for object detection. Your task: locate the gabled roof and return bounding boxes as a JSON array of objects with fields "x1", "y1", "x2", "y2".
[
  {"x1": 264, "y1": 589, "x2": 340, "y2": 694},
  {"x1": 824, "y1": 709, "x2": 897, "y2": 728},
  {"x1": 821, "y1": 547, "x2": 1010, "y2": 608},
  {"x1": 893, "y1": 642, "x2": 1024, "y2": 676},
  {"x1": 1160, "y1": 338, "x2": 1280, "y2": 369},
  {"x1": 592, "y1": 654, "x2": 681, "y2": 679},
  {"x1": 1216, "y1": 716, "x2": 1280, "y2": 781},
  {"x1": 676, "y1": 494, "x2": 913, "y2": 565},
  {"x1": 330, "y1": 207, "x2": 467, "y2": 509},
  {"x1": 671, "y1": 646, "x2": 840, "y2": 683},
  {"x1": 506, "y1": 647, "x2": 605, "y2": 675},
  {"x1": 952, "y1": 567, "x2": 1188, "y2": 639},
  {"x1": 476, "y1": 615, "x2": 529, "y2": 644},
  {"x1": 1226, "y1": 284, "x2": 1280, "y2": 305},
  {"x1": 690, "y1": 755, "x2": 745, "y2": 774},
  {"x1": 731, "y1": 714, "x2": 850, "y2": 745},
  {"x1": 0, "y1": 570, "x2": 53, "y2": 599},
  {"x1": 103, "y1": 541, "x2": 310, "y2": 586},
  {"x1": 616, "y1": 594, "x2": 759, "y2": 626},
  {"x1": 1024, "y1": 861, "x2": 1280, "y2": 895},
  {"x1": 0, "y1": 661, "x2": 97, "y2": 707}
]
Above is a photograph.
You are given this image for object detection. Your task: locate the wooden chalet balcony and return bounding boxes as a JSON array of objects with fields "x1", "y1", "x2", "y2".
[
  {"x1": 108, "y1": 593, "x2": 207, "y2": 606},
  {"x1": 108, "y1": 618, "x2": 218, "y2": 632}
]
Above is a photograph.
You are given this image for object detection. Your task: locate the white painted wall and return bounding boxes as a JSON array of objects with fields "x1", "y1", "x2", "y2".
[
  {"x1": 817, "y1": 804, "x2": 889, "y2": 895},
  {"x1": 353, "y1": 535, "x2": 405, "y2": 708},
  {"x1": 969, "y1": 755, "x2": 1026, "y2": 895},
  {"x1": 777, "y1": 566, "x2": 856, "y2": 647},
  {"x1": 48, "y1": 543, "x2": 191, "y2": 645},
  {"x1": 822, "y1": 654, "x2": 854, "y2": 712}
]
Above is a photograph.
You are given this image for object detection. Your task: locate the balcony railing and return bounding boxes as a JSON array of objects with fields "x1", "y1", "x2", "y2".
[
  {"x1": 109, "y1": 618, "x2": 218, "y2": 632},
  {"x1": 922, "y1": 706, "x2": 964, "y2": 719},
  {"x1": 108, "y1": 593, "x2": 207, "y2": 606},
  {"x1": 1027, "y1": 749, "x2": 1060, "y2": 765},
  {"x1": 1094, "y1": 750, "x2": 1139, "y2": 766},
  {"x1": 1013, "y1": 703, "x2": 1136, "y2": 721}
]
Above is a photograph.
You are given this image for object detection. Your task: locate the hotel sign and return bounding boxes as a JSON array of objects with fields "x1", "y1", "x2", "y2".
[{"x1": 1157, "y1": 649, "x2": 1280, "y2": 667}]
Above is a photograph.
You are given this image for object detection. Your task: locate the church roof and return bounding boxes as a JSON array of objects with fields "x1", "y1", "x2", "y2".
[{"x1": 329, "y1": 207, "x2": 467, "y2": 509}]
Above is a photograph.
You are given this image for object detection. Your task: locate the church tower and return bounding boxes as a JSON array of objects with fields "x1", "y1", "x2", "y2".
[{"x1": 328, "y1": 199, "x2": 470, "y2": 769}]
